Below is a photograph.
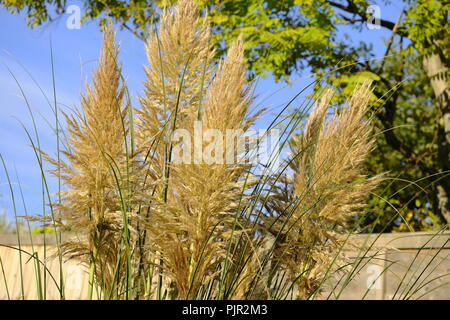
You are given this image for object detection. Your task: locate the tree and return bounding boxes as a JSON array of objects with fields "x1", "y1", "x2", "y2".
[{"x1": 1, "y1": 0, "x2": 448, "y2": 230}]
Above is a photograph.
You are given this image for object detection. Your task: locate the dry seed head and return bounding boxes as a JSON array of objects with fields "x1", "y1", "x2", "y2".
[
  {"x1": 44, "y1": 23, "x2": 134, "y2": 292},
  {"x1": 139, "y1": 0, "x2": 258, "y2": 298},
  {"x1": 266, "y1": 82, "x2": 383, "y2": 298}
]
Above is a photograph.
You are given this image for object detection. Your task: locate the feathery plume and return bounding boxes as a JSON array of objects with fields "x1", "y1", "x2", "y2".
[
  {"x1": 137, "y1": 0, "x2": 257, "y2": 298},
  {"x1": 265, "y1": 83, "x2": 383, "y2": 299},
  {"x1": 46, "y1": 23, "x2": 133, "y2": 297}
]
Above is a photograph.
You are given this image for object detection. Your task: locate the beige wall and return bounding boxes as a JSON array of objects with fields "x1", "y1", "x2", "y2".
[
  {"x1": 0, "y1": 234, "x2": 98, "y2": 300},
  {"x1": 326, "y1": 231, "x2": 450, "y2": 300},
  {"x1": 1, "y1": 232, "x2": 449, "y2": 300}
]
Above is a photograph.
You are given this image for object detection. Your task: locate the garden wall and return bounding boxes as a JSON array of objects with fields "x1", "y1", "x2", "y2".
[{"x1": 0, "y1": 231, "x2": 449, "y2": 300}]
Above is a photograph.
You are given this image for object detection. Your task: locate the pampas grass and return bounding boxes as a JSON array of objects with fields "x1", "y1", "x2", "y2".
[
  {"x1": 264, "y1": 85, "x2": 384, "y2": 299},
  {"x1": 42, "y1": 23, "x2": 136, "y2": 298},
  {"x1": 137, "y1": 0, "x2": 257, "y2": 298},
  {"x1": 2, "y1": 0, "x2": 394, "y2": 300}
]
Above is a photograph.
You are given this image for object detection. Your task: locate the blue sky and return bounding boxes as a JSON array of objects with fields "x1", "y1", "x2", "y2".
[{"x1": 0, "y1": 2, "x2": 401, "y2": 221}]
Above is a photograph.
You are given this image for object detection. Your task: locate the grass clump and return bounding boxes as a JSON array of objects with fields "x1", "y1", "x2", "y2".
[{"x1": 6, "y1": 0, "x2": 444, "y2": 300}]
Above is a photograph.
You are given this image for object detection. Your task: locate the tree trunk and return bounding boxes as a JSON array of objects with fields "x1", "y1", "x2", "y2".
[{"x1": 423, "y1": 52, "x2": 450, "y2": 224}]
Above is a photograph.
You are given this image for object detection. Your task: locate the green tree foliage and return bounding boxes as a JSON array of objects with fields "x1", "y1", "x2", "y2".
[{"x1": 1, "y1": 0, "x2": 449, "y2": 231}]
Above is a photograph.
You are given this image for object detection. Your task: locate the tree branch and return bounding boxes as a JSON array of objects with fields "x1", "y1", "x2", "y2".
[{"x1": 327, "y1": 0, "x2": 405, "y2": 35}]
